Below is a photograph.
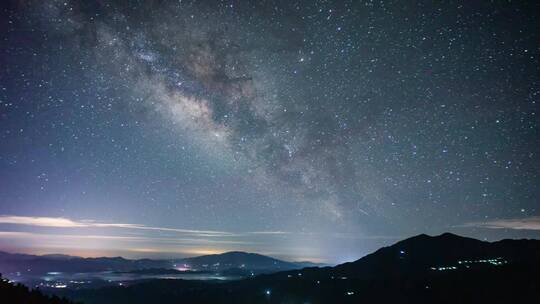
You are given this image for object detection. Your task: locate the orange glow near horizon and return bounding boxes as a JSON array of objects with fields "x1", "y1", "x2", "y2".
[{"x1": 0, "y1": 246, "x2": 235, "y2": 259}]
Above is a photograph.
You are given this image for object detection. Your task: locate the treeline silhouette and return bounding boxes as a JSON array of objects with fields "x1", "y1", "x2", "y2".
[{"x1": 0, "y1": 273, "x2": 78, "y2": 304}]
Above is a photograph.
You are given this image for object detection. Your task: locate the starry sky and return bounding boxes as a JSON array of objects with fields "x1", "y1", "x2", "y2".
[{"x1": 0, "y1": 0, "x2": 538, "y2": 263}]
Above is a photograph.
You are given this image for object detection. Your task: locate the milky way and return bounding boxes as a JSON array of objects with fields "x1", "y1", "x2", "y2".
[{"x1": 0, "y1": 1, "x2": 538, "y2": 262}]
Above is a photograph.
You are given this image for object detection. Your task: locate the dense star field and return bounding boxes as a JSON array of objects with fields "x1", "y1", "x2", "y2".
[{"x1": 0, "y1": 1, "x2": 538, "y2": 263}]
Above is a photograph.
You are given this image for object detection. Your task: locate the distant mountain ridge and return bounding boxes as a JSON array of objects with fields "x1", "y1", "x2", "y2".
[
  {"x1": 176, "y1": 251, "x2": 299, "y2": 271},
  {"x1": 275, "y1": 232, "x2": 540, "y2": 280},
  {"x1": 52, "y1": 232, "x2": 540, "y2": 303},
  {"x1": 0, "y1": 252, "x2": 165, "y2": 274},
  {"x1": 0, "y1": 250, "x2": 315, "y2": 275}
]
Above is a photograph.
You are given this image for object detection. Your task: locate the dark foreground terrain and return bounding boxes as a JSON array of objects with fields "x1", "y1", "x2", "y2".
[
  {"x1": 0, "y1": 275, "x2": 77, "y2": 304},
  {"x1": 3, "y1": 233, "x2": 540, "y2": 303}
]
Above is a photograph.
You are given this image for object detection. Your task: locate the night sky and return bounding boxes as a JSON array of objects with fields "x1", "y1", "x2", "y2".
[{"x1": 0, "y1": 1, "x2": 538, "y2": 263}]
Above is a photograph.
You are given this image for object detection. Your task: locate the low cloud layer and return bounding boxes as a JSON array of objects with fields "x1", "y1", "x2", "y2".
[
  {"x1": 0, "y1": 215, "x2": 233, "y2": 237},
  {"x1": 462, "y1": 217, "x2": 540, "y2": 230},
  {"x1": 0, "y1": 215, "x2": 397, "y2": 261}
]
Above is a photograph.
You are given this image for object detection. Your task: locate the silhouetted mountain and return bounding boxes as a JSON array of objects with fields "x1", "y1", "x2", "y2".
[
  {"x1": 40, "y1": 254, "x2": 77, "y2": 260},
  {"x1": 175, "y1": 251, "x2": 302, "y2": 271},
  {"x1": 0, "y1": 252, "x2": 178, "y2": 275},
  {"x1": 0, "y1": 252, "x2": 169, "y2": 274},
  {"x1": 323, "y1": 232, "x2": 540, "y2": 279},
  {"x1": 52, "y1": 233, "x2": 540, "y2": 304},
  {"x1": 0, "y1": 251, "x2": 309, "y2": 275}
]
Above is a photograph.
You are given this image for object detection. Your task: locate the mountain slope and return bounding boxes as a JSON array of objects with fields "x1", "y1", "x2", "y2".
[
  {"x1": 329, "y1": 232, "x2": 540, "y2": 278},
  {"x1": 262, "y1": 232, "x2": 540, "y2": 280},
  {"x1": 56, "y1": 233, "x2": 540, "y2": 304},
  {"x1": 175, "y1": 251, "x2": 300, "y2": 271},
  {"x1": 0, "y1": 250, "x2": 309, "y2": 275},
  {"x1": 0, "y1": 252, "x2": 169, "y2": 274}
]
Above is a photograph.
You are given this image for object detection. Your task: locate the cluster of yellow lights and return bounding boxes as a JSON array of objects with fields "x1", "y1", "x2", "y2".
[
  {"x1": 458, "y1": 257, "x2": 507, "y2": 266},
  {"x1": 430, "y1": 257, "x2": 507, "y2": 271}
]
